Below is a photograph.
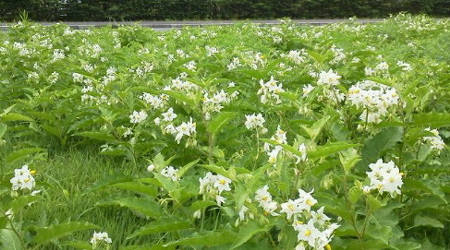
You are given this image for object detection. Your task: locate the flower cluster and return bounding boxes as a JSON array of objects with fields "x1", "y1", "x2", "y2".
[
  {"x1": 363, "y1": 159, "x2": 403, "y2": 196},
  {"x1": 161, "y1": 166, "x2": 179, "y2": 181},
  {"x1": 257, "y1": 76, "x2": 284, "y2": 104},
  {"x1": 202, "y1": 89, "x2": 235, "y2": 120},
  {"x1": 317, "y1": 69, "x2": 341, "y2": 86},
  {"x1": 282, "y1": 49, "x2": 306, "y2": 65},
  {"x1": 255, "y1": 185, "x2": 279, "y2": 216},
  {"x1": 347, "y1": 80, "x2": 399, "y2": 124},
  {"x1": 90, "y1": 231, "x2": 112, "y2": 249},
  {"x1": 263, "y1": 126, "x2": 287, "y2": 164},
  {"x1": 255, "y1": 187, "x2": 339, "y2": 249},
  {"x1": 164, "y1": 117, "x2": 197, "y2": 145},
  {"x1": 10, "y1": 165, "x2": 36, "y2": 193},
  {"x1": 199, "y1": 172, "x2": 232, "y2": 206},
  {"x1": 244, "y1": 113, "x2": 266, "y2": 131},
  {"x1": 423, "y1": 128, "x2": 445, "y2": 152},
  {"x1": 129, "y1": 110, "x2": 148, "y2": 124},
  {"x1": 140, "y1": 92, "x2": 169, "y2": 109}
]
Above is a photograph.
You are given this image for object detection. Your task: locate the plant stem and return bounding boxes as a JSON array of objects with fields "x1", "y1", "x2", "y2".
[{"x1": 0, "y1": 208, "x2": 27, "y2": 249}]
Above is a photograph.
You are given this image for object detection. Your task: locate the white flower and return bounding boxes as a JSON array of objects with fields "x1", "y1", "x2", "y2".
[
  {"x1": 311, "y1": 207, "x2": 330, "y2": 226},
  {"x1": 161, "y1": 166, "x2": 179, "y2": 181},
  {"x1": 141, "y1": 93, "x2": 164, "y2": 109},
  {"x1": 10, "y1": 165, "x2": 35, "y2": 192},
  {"x1": 213, "y1": 175, "x2": 232, "y2": 194},
  {"x1": 363, "y1": 159, "x2": 403, "y2": 196},
  {"x1": 294, "y1": 219, "x2": 320, "y2": 248},
  {"x1": 129, "y1": 110, "x2": 148, "y2": 124},
  {"x1": 255, "y1": 185, "x2": 279, "y2": 216},
  {"x1": 423, "y1": 128, "x2": 445, "y2": 152},
  {"x1": 375, "y1": 61, "x2": 389, "y2": 71},
  {"x1": 302, "y1": 84, "x2": 315, "y2": 97},
  {"x1": 317, "y1": 69, "x2": 341, "y2": 86},
  {"x1": 199, "y1": 172, "x2": 232, "y2": 201},
  {"x1": 238, "y1": 206, "x2": 249, "y2": 222},
  {"x1": 147, "y1": 164, "x2": 155, "y2": 172},
  {"x1": 257, "y1": 76, "x2": 284, "y2": 104},
  {"x1": 297, "y1": 188, "x2": 317, "y2": 211},
  {"x1": 216, "y1": 195, "x2": 226, "y2": 206},
  {"x1": 280, "y1": 199, "x2": 303, "y2": 220},
  {"x1": 295, "y1": 143, "x2": 308, "y2": 163},
  {"x1": 90, "y1": 231, "x2": 112, "y2": 248},
  {"x1": 245, "y1": 113, "x2": 266, "y2": 130},
  {"x1": 162, "y1": 108, "x2": 177, "y2": 122},
  {"x1": 397, "y1": 61, "x2": 412, "y2": 71},
  {"x1": 173, "y1": 118, "x2": 196, "y2": 144},
  {"x1": 184, "y1": 61, "x2": 197, "y2": 71},
  {"x1": 193, "y1": 210, "x2": 202, "y2": 219},
  {"x1": 347, "y1": 80, "x2": 399, "y2": 124}
]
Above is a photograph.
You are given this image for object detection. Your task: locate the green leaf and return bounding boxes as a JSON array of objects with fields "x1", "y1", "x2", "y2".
[
  {"x1": 348, "y1": 186, "x2": 364, "y2": 204},
  {"x1": 0, "y1": 124, "x2": 7, "y2": 138},
  {"x1": 367, "y1": 194, "x2": 383, "y2": 212},
  {"x1": 308, "y1": 141, "x2": 359, "y2": 160},
  {"x1": 359, "y1": 126, "x2": 403, "y2": 168},
  {"x1": 128, "y1": 218, "x2": 191, "y2": 239},
  {"x1": 97, "y1": 197, "x2": 163, "y2": 219},
  {"x1": 6, "y1": 148, "x2": 45, "y2": 163},
  {"x1": 412, "y1": 113, "x2": 450, "y2": 128},
  {"x1": 364, "y1": 224, "x2": 392, "y2": 246},
  {"x1": 198, "y1": 164, "x2": 233, "y2": 180},
  {"x1": 112, "y1": 182, "x2": 157, "y2": 197},
  {"x1": 10, "y1": 196, "x2": 41, "y2": 212},
  {"x1": 411, "y1": 215, "x2": 444, "y2": 229},
  {"x1": 153, "y1": 173, "x2": 177, "y2": 193},
  {"x1": 0, "y1": 229, "x2": 23, "y2": 250},
  {"x1": 403, "y1": 178, "x2": 447, "y2": 203},
  {"x1": 34, "y1": 222, "x2": 99, "y2": 244},
  {"x1": 230, "y1": 221, "x2": 267, "y2": 249},
  {"x1": 85, "y1": 173, "x2": 133, "y2": 194},
  {"x1": 301, "y1": 115, "x2": 330, "y2": 140},
  {"x1": 74, "y1": 131, "x2": 116, "y2": 142},
  {"x1": 207, "y1": 112, "x2": 240, "y2": 137},
  {"x1": 340, "y1": 148, "x2": 361, "y2": 173},
  {"x1": 60, "y1": 241, "x2": 92, "y2": 250},
  {"x1": 121, "y1": 244, "x2": 175, "y2": 250},
  {"x1": 1, "y1": 113, "x2": 34, "y2": 122},
  {"x1": 164, "y1": 230, "x2": 236, "y2": 247},
  {"x1": 190, "y1": 200, "x2": 217, "y2": 211},
  {"x1": 177, "y1": 159, "x2": 200, "y2": 178},
  {"x1": 161, "y1": 90, "x2": 196, "y2": 106}
]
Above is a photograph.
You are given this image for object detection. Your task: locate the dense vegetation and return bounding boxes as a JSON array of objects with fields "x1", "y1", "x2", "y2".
[
  {"x1": 0, "y1": 0, "x2": 449, "y2": 21},
  {"x1": 0, "y1": 14, "x2": 449, "y2": 249}
]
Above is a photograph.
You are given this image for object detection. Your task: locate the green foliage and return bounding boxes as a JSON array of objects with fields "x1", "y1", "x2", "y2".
[{"x1": 0, "y1": 15, "x2": 449, "y2": 250}]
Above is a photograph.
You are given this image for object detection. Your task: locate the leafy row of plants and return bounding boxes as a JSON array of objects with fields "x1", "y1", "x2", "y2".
[{"x1": 0, "y1": 14, "x2": 449, "y2": 249}]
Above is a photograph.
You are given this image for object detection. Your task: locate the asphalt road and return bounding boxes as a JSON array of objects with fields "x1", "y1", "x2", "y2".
[{"x1": 0, "y1": 19, "x2": 384, "y2": 31}]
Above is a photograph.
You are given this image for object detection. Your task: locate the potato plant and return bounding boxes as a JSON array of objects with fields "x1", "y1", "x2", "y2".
[{"x1": 0, "y1": 14, "x2": 449, "y2": 249}]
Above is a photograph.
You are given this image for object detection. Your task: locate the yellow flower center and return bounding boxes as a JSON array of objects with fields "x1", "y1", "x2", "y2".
[
  {"x1": 24, "y1": 178, "x2": 30, "y2": 183},
  {"x1": 30, "y1": 170, "x2": 37, "y2": 175},
  {"x1": 306, "y1": 199, "x2": 314, "y2": 206},
  {"x1": 288, "y1": 204, "x2": 295, "y2": 211},
  {"x1": 219, "y1": 179, "x2": 226, "y2": 185},
  {"x1": 304, "y1": 230, "x2": 311, "y2": 237},
  {"x1": 326, "y1": 244, "x2": 332, "y2": 250}
]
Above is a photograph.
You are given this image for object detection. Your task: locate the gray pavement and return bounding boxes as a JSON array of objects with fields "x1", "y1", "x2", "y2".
[{"x1": 0, "y1": 19, "x2": 384, "y2": 31}]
